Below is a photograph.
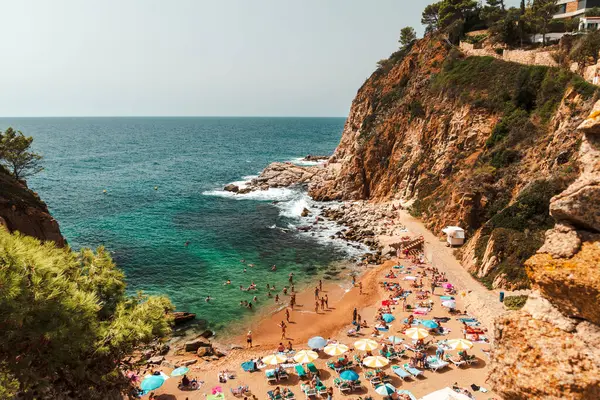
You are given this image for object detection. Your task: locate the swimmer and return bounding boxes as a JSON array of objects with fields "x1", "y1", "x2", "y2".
[
  {"x1": 185, "y1": 240, "x2": 190, "y2": 247},
  {"x1": 224, "y1": 280, "x2": 231, "y2": 285},
  {"x1": 271, "y1": 265, "x2": 277, "y2": 271},
  {"x1": 253, "y1": 296, "x2": 258, "y2": 302},
  {"x1": 241, "y1": 259, "x2": 245, "y2": 263},
  {"x1": 243, "y1": 268, "x2": 247, "y2": 273},
  {"x1": 248, "y1": 264, "x2": 255, "y2": 267},
  {"x1": 205, "y1": 296, "x2": 212, "y2": 302},
  {"x1": 248, "y1": 302, "x2": 253, "y2": 310}
]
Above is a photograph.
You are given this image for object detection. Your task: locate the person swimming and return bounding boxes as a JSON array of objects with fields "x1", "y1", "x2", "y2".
[
  {"x1": 271, "y1": 265, "x2": 277, "y2": 271},
  {"x1": 224, "y1": 280, "x2": 231, "y2": 285},
  {"x1": 205, "y1": 296, "x2": 212, "y2": 302}
]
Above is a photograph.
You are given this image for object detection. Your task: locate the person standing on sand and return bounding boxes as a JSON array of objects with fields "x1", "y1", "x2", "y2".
[
  {"x1": 359, "y1": 282, "x2": 363, "y2": 295},
  {"x1": 285, "y1": 308, "x2": 291, "y2": 322},
  {"x1": 246, "y1": 331, "x2": 253, "y2": 348},
  {"x1": 353, "y1": 308, "x2": 357, "y2": 323},
  {"x1": 314, "y1": 286, "x2": 319, "y2": 300},
  {"x1": 352, "y1": 275, "x2": 356, "y2": 286},
  {"x1": 325, "y1": 294, "x2": 329, "y2": 309},
  {"x1": 320, "y1": 297, "x2": 325, "y2": 311},
  {"x1": 280, "y1": 321, "x2": 287, "y2": 339},
  {"x1": 357, "y1": 314, "x2": 362, "y2": 326},
  {"x1": 319, "y1": 279, "x2": 323, "y2": 292},
  {"x1": 289, "y1": 272, "x2": 294, "y2": 284},
  {"x1": 315, "y1": 301, "x2": 319, "y2": 314},
  {"x1": 430, "y1": 281, "x2": 436, "y2": 294},
  {"x1": 275, "y1": 294, "x2": 279, "y2": 303}
]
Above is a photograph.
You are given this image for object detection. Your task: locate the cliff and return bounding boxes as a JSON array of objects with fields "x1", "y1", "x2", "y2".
[
  {"x1": 0, "y1": 169, "x2": 64, "y2": 246},
  {"x1": 310, "y1": 35, "x2": 599, "y2": 290},
  {"x1": 487, "y1": 101, "x2": 600, "y2": 400}
]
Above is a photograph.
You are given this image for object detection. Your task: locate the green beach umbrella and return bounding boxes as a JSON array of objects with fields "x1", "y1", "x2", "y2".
[{"x1": 171, "y1": 366, "x2": 189, "y2": 376}]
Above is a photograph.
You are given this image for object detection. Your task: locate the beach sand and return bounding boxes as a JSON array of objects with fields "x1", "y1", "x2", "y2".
[{"x1": 147, "y1": 253, "x2": 500, "y2": 400}]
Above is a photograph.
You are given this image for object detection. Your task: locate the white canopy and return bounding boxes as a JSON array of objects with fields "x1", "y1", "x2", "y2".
[{"x1": 419, "y1": 387, "x2": 471, "y2": 400}]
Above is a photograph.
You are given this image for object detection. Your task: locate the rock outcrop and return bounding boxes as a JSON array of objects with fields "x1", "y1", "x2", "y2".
[
  {"x1": 0, "y1": 170, "x2": 64, "y2": 246},
  {"x1": 488, "y1": 101, "x2": 600, "y2": 400}
]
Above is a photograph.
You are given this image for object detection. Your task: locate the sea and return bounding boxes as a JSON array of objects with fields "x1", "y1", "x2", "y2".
[{"x1": 0, "y1": 117, "x2": 366, "y2": 334}]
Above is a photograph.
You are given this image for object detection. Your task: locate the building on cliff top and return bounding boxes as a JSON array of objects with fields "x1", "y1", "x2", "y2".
[{"x1": 554, "y1": 0, "x2": 600, "y2": 20}]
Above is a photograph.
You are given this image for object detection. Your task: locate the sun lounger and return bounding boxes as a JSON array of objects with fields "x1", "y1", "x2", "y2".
[
  {"x1": 300, "y1": 384, "x2": 316, "y2": 397},
  {"x1": 444, "y1": 355, "x2": 466, "y2": 367},
  {"x1": 266, "y1": 369, "x2": 278, "y2": 384},
  {"x1": 267, "y1": 391, "x2": 283, "y2": 400},
  {"x1": 306, "y1": 363, "x2": 319, "y2": 376},
  {"x1": 402, "y1": 364, "x2": 424, "y2": 377},
  {"x1": 391, "y1": 366, "x2": 411, "y2": 380},
  {"x1": 295, "y1": 365, "x2": 308, "y2": 379},
  {"x1": 364, "y1": 372, "x2": 382, "y2": 386},
  {"x1": 315, "y1": 379, "x2": 327, "y2": 395},
  {"x1": 350, "y1": 380, "x2": 362, "y2": 390},
  {"x1": 278, "y1": 370, "x2": 289, "y2": 380},
  {"x1": 426, "y1": 356, "x2": 449, "y2": 372},
  {"x1": 284, "y1": 391, "x2": 295, "y2": 400}
]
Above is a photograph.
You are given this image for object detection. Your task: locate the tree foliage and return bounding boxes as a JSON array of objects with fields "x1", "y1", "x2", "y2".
[
  {"x1": 399, "y1": 27, "x2": 417, "y2": 48},
  {"x1": 0, "y1": 128, "x2": 43, "y2": 180},
  {"x1": 523, "y1": 0, "x2": 559, "y2": 46},
  {"x1": 569, "y1": 30, "x2": 600, "y2": 72},
  {"x1": 0, "y1": 230, "x2": 173, "y2": 398}
]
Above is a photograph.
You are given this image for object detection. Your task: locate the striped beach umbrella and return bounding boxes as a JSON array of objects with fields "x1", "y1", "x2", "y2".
[
  {"x1": 293, "y1": 350, "x2": 319, "y2": 364},
  {"x1": 362, "y1": 356, "x2": 389, "y2": 368},
  {"x1": 446, "y1": 338, "x2": 473, "y2": 350},
  {"x1": 263, "y1": 354, "x2": 287, "y2": 365},
  {"x1": 324, "y1": 343, "x2": 349, "y2": 356},
  {"x1": 354, "y1": 339, "x2": 379, "y2": 351},
  {"x1": 405, "y1": 328, "x2": 429, "y2": 340},
  {"x1": 375, "y1": 383, "x2": 396, "y2": 396}
]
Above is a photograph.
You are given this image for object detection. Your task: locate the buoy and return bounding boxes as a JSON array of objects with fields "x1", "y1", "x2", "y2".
[
  {"x1": 103, "y1": 189, "x2": 107, "y2": 194},
  {"x1": 154, "y1": 186, "x2": 158, "y2": 190}
]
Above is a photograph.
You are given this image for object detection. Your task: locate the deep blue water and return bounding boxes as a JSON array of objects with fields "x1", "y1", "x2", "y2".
[{"x1": 0, "y1": 117, "x2": 353, "y2": 331}]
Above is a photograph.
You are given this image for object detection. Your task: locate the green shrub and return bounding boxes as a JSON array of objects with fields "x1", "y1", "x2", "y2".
[{"x1": 504, "y1": 295, "x2": 528, "y2": 310}]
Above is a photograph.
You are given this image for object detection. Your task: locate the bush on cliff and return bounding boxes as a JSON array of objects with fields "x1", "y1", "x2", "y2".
[{"x1": 0, "y1": 230, "x2": 173, "y2": 399}]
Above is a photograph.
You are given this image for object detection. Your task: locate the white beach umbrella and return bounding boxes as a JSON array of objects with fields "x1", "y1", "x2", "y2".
[
  {"x1": 293, "y1": 350, "x2": 319, "y2": 364},
  {"x1": 263, "y1": 354, "x2": 287, "y2": 365},
  {"x1": 441, "y1": 300, "x2": 456, "y2": 308},
  {"x1": 446, "y1": 339, "x2": 473, "y2": 350},
  {"x1": 362, "y1": 356, "x2": 389, "y2": 368},
  {"x1": 354, "y1": 339, "x2": 379, "y2": 351},
  {"x1": 324, "y1": 343, "x2": 349, "y2": 356},
  {"x1": 405, "y1": 328, "x2": 429, "y2": 340}
]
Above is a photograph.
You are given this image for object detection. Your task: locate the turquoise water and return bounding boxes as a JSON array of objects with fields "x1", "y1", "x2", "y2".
[{"x1": 0, "y1": 117, "x2": 358, "y2": 331}]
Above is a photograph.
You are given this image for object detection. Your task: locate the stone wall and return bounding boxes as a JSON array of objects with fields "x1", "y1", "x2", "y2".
[{"x1": 459, "y1": 41, "x2": 558, "y2": 68}]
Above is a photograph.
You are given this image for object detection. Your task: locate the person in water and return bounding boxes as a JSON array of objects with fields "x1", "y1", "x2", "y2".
[{"x1": 205, "y1": 296, "x2": 212, "y2": 302}]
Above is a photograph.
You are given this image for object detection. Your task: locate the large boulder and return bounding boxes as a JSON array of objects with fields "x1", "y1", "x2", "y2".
[
  {"x1": 184, "y1": 337, "x2": 211, "y2": 352},
  {"x1": 488, "y1": 311, "x2": 600, "y2": 400},
  {"x1": 224, "y1": 184, "x2": 239, "y2": 193},
  {"x1": 171, "y1": 311, "x2": 196, "y2": 326}
]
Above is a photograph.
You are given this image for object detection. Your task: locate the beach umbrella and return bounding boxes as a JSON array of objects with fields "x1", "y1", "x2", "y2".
[
  {"x1": 140, "y1": 375, "x2": 165, "y2": 392},
  {"x1": 382, "y1": 314, "x2": 395, "y2": 323},
  {"x1": 388, "y1": 336, "x2": 403, "y2": 344},
  {"x1": 263, "y1": 354, "x2": 287, "y2": 365},
  {"x1": 294, "y1": 350, "x2": 319, "y2": 364},
  {"x1": 354, "y1": 339, "x2": 379, "y2": 351},
  {"x1": 405, "y1": 327, "x2": 429, "y2": 340},
  {"x1": 421, "y1": 320, "x2": 439, "y2": 329},
  {"x1": 441, "y1": 300, "x2": 456, "y2": 308},
  {"x1": 362, "y1": 356, "x2": 389, "y2": 368},
  {"x1": 446, "y1": 338, "x2": 473, "y2": 350},
  {"x1": 404, "y1": 276, "x2": 417, "y2": 281},
  {"x1": 375, "y1": 383, "x2": 396, "y2": 396},
  {"x1": 340, "y1": 370, "x2": 359, "y2": 381},
  {"x1": 171, "y1": 366, "x2": 189, "y2": 377},
  {"x1": 212, "y1": 386, "x2": 223, "y2": 394},
  {"x1": 324, "y1": 343, "x2": 349, "y2": 356},
  {"x1": 308, "y1": 336, "x2": 327, "y2": 349},
  {"x1": 420, "y1": 387, "x2": 471, "y2": 400}
]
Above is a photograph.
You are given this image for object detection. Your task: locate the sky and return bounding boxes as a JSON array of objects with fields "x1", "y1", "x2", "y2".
[{"x1": 1, "y1": 1, "x2": 521, "y2": 117}]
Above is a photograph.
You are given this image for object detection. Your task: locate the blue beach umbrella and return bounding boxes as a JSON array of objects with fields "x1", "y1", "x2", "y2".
[
  {"x1": 382, "y1": 314, "x2": 395, "y2": 323},
  {"x1": 388, "y1": 336, "x2": 403, "y2": 344},
  {"x1": 421, "y1": 320, "x2": 439, "y2": 329},
  {"x1": 140, "y1": 375, "x2": 165, "y2": 392},
  {"x1": 308, "y1": 336, "x2": 327, "y2": 349},
  {"x1": 340, "y1": 370, "x2": 359, "y2": 381},
  {"x1": 171, "y1": 366, "x2": 189, "y2": 377}
]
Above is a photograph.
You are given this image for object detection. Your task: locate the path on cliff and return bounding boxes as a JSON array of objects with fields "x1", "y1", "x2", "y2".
[{"x1": 397, "y1": 210, "x2": 530, "y2": 334}]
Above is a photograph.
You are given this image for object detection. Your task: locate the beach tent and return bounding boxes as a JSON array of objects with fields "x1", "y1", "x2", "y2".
[
  {"x1": 419, "y1": 387, "x2": 471, "y2": 400},
  {"x1": 442, "y1": 226, "x2": 465, "y2": 247}
]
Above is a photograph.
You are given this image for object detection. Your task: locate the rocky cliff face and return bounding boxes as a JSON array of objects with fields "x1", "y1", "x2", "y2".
[
  {"x1": 310, "y1": 35, "x2": 599, "y2": 289},
  {"x1": 488, "y1": 102, "x2": 600, "y2": 400},
  {"x1": 0, "y1": 170, "x2": 64, "y2": 246}
]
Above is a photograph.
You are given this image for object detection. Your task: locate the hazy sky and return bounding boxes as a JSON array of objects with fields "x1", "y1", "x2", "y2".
[{"x1": 1, "y1": 1, "x2": 520, "y2": 117}]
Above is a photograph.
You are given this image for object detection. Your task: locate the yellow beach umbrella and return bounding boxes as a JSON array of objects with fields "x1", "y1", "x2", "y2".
[
  {"x1": 293, "y1": 350, "x2": 319, "y2": 364},
  {"x1": 446, "y1": 338, "x2": 473, "y2": 350},
  {"x1": 405, "y1": 328, "x2": 429, "y2": 340},
  {"x1": 362, "y1": 356, "x2": 389, "y2": 368},
  {"x1": 354, "y1": 339, "x2": 379, "y2": 352},
  {"x1": 324, "y1": 343, "x2": 349, "y2": 356},
  {"x1": 263, "y1": 354, "x2": 287, "y2": 365}
]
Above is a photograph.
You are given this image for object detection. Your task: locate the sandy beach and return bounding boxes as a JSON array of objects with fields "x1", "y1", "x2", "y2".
[{"x1": 146, "y1": 218, "x2": 501, "y2": 400}]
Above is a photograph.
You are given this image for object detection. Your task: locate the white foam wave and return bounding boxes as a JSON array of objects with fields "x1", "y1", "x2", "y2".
[
  {"x1": 203, "y1": 187, "x2": 296, "y2": 201},
  {"x1": 288, "y1": 157, "x2": 327, "y2": 166}
]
